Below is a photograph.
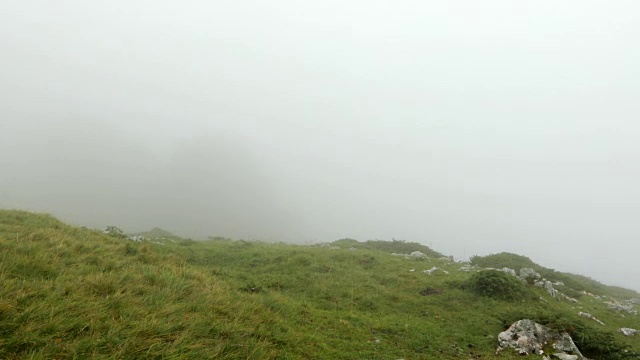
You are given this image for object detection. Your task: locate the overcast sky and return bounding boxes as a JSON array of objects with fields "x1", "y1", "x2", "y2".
[{"x1": 1, "y1": 1, "x2": 639, "y2": 291}]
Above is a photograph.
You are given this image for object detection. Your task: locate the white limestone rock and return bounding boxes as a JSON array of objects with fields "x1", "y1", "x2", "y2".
[
  {"x1": 422, "y1": 267, "x2": 449, "y2": 275},
  {"x1": 500, "y1": 267, "x2": 517, "y2": 277},
  {"x1": 605, "y1": 301, "x2": 638, "y2": 315},
  {"x1": 560, "y1": 293, "x2": 579, "y2": 303},
  {"x1": 534, "y1": 280, "x2": 559, "y2": 299},
  {"x1": 620, "y1": 328, "x2": 639, "y2": 336},
  {"x1": 497, "y1": 319, "x2": 587, "y2": 359},
  {"x1": 578, "y1": 312, "x2": 605, "y2": 325},
  {"x1": 519, "y1": 268, "x2": 542, "y2": 282}
]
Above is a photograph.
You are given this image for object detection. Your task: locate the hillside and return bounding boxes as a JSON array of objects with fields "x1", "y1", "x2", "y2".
[
  {"x1": 0, "y1": 210, "x2": 639, "y2": 359},
  {"x1": 130, "y1": 227, "x2": 183, "y2": 241}
]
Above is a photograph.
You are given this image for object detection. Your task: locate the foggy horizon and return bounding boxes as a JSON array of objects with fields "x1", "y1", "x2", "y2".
[{"x1": 2, "y1": 1, "x2": 640, "y2": 292}]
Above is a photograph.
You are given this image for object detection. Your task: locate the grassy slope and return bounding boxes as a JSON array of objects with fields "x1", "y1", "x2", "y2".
[
  {"x1": 0, "y1": 210, "x2": 638, "y2": 359},
  {"x1": 470, "y1": 252, "x2": 640, "y2": 300}
]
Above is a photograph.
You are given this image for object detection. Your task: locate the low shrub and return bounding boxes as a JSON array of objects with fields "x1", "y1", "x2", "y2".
[{"x1": 464, "y1": 270, "x2": 530, "y2": 301}]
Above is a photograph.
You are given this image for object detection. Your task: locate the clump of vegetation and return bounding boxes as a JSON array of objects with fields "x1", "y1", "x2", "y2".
[
  {"x1": 470, "y1": 252, "x2": 538, "y2": 270},
  {"x1": 464, "y1": 270, "x2": 531, "y2": 301},
  {"x1": 419, "y1": 287, "x2": 442, "y2": 296}
]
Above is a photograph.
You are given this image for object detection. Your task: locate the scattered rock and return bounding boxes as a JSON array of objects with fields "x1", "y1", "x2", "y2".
[
  {"x1": 628, "y1": 298, "x2": 640, "y2": 305},
  {"x1": 580, "y1": 290, "x2": 602, "y2": 300},
  {"x1": 391, "y1": 251, "x2": 430, "y2": 259},
  {"x1": 578, "y1": 312, "x2": 605, "y2": 325},
  {"x1": 534, "y1": 280, "x2": 559, "y2": 299},
  {"x1": 620, "y1": 328, "x2": 639, "y2": 336},
  {"x1": 500, "y1": 267, "x2": 517, "y2": 277},
  {"x1": 605, "y1": 301, "x2": 638, "y2": 315},
  {"x1": 497, "y1": 319, "x2": 587, "y2": 359},
  {"x1": 552, "y1": 354, "x2": 579, "y2": 360},
  {"x1": 553, "y1": 281, "x2": 565, "y2": 287},
  {"x1": 422, "y1": 267, "x2": 449, "y2": 275},
  {"x1": 560, "y1": 293, "x2": 579, "y2": 303}
]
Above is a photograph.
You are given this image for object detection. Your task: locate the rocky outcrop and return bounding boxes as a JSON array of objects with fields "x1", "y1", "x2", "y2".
[
  {"x1": 500, "y1": 267, "x2": 517, "y2": 276},
  {"x1": 578, "y1": 312, "x2": 605, "y2": 325},
  {"x1": 519, "y1": 268, "x2": 542, "y2": 282},
  {"x1": 560, "y1": 293, "x2": 579, "y2": 303},
  {"x1": 628, "y1": 298, "x2": 640, "y2": 305},
  {"x1": 535, "y1": 280, "x2": 559, "y2": 299},
  {"x1": 497, "y1": 319, "x2": 587, "y2": 359},
  {"x1": 605, "y1": 301, "x2": 638, "y2": 315},
  {"x1": 422, "y1": 267, "x2": 449, "y2": 275},
  {"x1": 620, "y1": 328, "x2": 639, "y2": 336}
]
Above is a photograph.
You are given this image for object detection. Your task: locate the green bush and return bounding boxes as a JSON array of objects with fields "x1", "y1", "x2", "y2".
[
  {"x1": 469, "y1": 252, "x2": 538, "y2": 270},
  {"x1": 465, "y1": 270, "x2": 530, "y2": 301}
]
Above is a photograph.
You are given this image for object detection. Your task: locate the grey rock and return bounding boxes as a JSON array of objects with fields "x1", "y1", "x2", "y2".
[
  {"x1": 410, "y1": 251, "x2": 427, "y2": 258},
  {"x1": 497, "y1": 319, "x2": 587, "y2": 359},
  {"x1": 500, "y1": 267, "x2": 517, "y2": 277},
  {"x1": 620, "y1": 328, "x2": 639, "y2": 336},
  {"x1": 578, "y1": 312, "x2": 605, "y2": 325},
  {"x1": 580, "y1": 290, "x2": 602, "y2": 300},
  {"x1": 422, "y1": 267, "x2": 449, "y2": 275},
  {"x1": 605, "y1": 301, "x2": 638, "y2": 315},
  {"x1": 534, "y1": 280, "x2": 559, "y2": 299},
  {"x1": 553, "y1": 354, "x2": 578, "y2": 360},
  {"x1": 519, "y1": 268, "x2": 541, "y2": 282},
  {"x1": 560, "y1": 293, "x2": 579, "y2": 303}
]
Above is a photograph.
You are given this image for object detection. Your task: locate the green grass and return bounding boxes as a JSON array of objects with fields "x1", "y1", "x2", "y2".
[{"x1": 1, "y1": 210, "x2": 639, "y2": 359}]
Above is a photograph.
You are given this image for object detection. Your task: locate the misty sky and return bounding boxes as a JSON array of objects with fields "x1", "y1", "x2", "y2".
[{"x1": 2, "y1": 1, "x2": 640, "y2": 291}]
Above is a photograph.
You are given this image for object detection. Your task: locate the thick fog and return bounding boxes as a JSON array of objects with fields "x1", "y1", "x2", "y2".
[{"x1": 1, "y1": 1, "x2": 639, "y2": 291}]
